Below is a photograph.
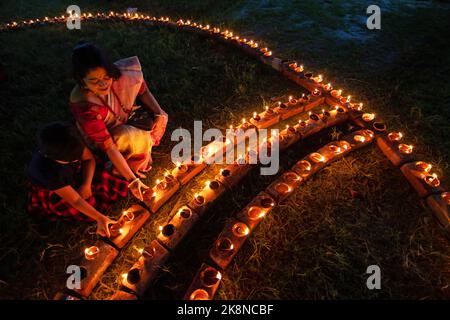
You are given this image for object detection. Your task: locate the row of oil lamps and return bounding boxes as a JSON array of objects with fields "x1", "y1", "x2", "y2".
[{"x1": 184, "y1": 128, "x2": 379, "y2": 300}]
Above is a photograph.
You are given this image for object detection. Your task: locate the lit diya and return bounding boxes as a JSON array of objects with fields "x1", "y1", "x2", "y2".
[
  {"x1": 296, "y1": 160, "x2": 312, "y2": 173},
  {"x1": 232, "y1": 222, "x2": 250, "y2": 237},
  {"x1": 194, "y1": 193, "x2": 205, "y2": 206},
  {"x1": 328, "y1": 143, "x2": 342, "y2": 154},
  {"x1": 398, "y1": 144, "x2": 413, "y2": 154},
  {"x1": 310, "y1": 152, "x2": 326, "y2": 163},
  {"x1": 216, "y1": 237, "x2": 234, "y2": 255},
  {"x1": 84, "y1": 246, "x2": 100, "y2": 260},
  {"x1": 362, "y1": 113, "x2": 375, "y2": 122},
  {"x1": 424, "y1": 173, "x2": 440, "y2": 188},
  {"x1": 247, "y1": 206, "x2": 266, "y2": 220},
  {"x1": 388, "y1": 132, "x2": 403, "y2": 142},
  {"x1": 200, "y1": 268, "x2": 222, "y2": 287},
  {"x1": 190, "y1": 289, "x2": 209, "y2": 300},
  {"x1": 415, "y1": 161, "x2": 432, "y2": 173}
]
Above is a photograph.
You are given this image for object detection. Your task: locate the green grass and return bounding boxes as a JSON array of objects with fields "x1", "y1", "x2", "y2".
[{"x1": 0, "y1": 0, "x2": 449, "y2": 300}]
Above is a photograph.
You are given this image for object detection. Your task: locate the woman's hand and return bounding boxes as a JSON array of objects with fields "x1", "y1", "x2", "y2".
[
  {"x1": 77, "y1": 183, "x2": 92, "y2": 199},
  {"x1": 128, "y1": 178, "x2": 150, "y2": 201},
  {"x1": 96, "y1": 216, "x2": 116, "y2": 238}
]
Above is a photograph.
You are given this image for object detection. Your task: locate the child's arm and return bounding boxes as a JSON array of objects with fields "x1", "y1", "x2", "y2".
[
  {"x1": 78, "y1": 147, "x2": 95, "y2": 199},
  {"x1": 54, "y1": 186, "x2": 116, "y2": 237}
]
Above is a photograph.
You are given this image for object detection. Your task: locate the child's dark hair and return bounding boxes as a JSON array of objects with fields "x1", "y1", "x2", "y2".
[
  {"x1": 72, "y1": 42, "x2": 121, "y2": 86},
  {"x1": 38, "y1": 121, "x2": 85, "y2": 162}
]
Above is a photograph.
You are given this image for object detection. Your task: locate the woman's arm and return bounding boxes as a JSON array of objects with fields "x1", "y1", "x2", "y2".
[
  {"x1": 54, "y1": 185, "x2": 115, "y2": 237},
  {"x1": 105, "y1": 145, "x2": 150, "y2": 200},
  {"x1": 139, "y1": 88, "x2": 167, "y2": 115}
]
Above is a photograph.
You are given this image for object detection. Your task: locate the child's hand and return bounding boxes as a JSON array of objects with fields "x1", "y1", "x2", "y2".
[
  {"x1": 78, "y1": 184, "x2": 92, "y2": 199},
  {"x1": 96, "y1": 216, "x2": 116, "y2": 238}
]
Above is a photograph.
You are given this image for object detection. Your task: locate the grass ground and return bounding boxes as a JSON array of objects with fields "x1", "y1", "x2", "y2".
[{"x1": 0, "y1": 0, "x2": 449, "y2": 299}]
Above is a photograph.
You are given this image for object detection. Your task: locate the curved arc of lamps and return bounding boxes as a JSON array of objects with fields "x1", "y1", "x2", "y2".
[{"x1": 2, "y1": 11, "x2": 447, "y2": 299}]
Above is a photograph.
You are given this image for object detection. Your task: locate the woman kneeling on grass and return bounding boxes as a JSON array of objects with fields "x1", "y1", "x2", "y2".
[
  {"x1": 27, "y1": 122, "x2": 128, "y2": 237},
  {"x1": 69, "y1": 42, "x2": 168, "y2": 201}
]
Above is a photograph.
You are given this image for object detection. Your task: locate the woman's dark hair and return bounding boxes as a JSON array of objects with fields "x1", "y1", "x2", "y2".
[
  {"x1": 38, "y1": 121, "x2": 85, "y2": 162},
  {"x1": 72, "y1": 42, "x2": 121, "y2": 85}
]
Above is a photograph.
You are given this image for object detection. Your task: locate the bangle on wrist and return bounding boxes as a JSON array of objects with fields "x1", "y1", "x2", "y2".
[{"x1": 127, "y1": 177, "x2": 140, "y2": 187}]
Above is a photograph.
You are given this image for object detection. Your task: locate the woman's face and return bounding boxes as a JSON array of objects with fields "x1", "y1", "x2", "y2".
[{"x1": 82, "y1": 67, "x2": 113, "y2": 96}]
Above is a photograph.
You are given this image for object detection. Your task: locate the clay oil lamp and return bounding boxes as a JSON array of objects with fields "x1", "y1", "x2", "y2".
[
  {"x1": 309, "y1": 152, "x2": 326, "y2": 163},
  {"x1": 330, "y1": 89, "x2": 342, "y2": 99},
  {"x1": 84, "y1": 246, "x2": 100, "y2": 261},
  {"x1": 323, "y1": 82, "x2": 333, "y2": 91},
  {"x1": 415, "y1": 161, "x2": 432, "y2": 174},
  {"x1": 189, "y1": 289, "x2": 209, "y2": 300},
  {"x1": 424, "y1": 173, "x2": 440, "y2": 188},
  {"x1": 200, "y1": 267, "x2": 222, "y2": 287},
  {"x1": 388, "y1": 132, "x2": 403, "y2": 142},
  {"x1": 232, "y1": 222, "x2": 250, "y2": 238},
  {"x1": 398, "y1": 144, "x2": 413, "y2": 154}
]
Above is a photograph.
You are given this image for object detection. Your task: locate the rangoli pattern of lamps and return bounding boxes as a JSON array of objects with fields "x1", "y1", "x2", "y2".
[
  {"x1": 400, "y1": 161, "x2": 444, "y2": 198},
  {"x1": 156, "y1": 206, "x2": 200, "y2": 251},
  {"x1": 121, "y1": 239, "x2": 170, "y2": 296},
  {"x1": 145, "y1": 172, "x2": 180, "y2": 212},
  {"x1": 184, "y1": 264, "x2": 222, "y2": 300},
  {"x1": 10, "y1": 11, "x2": 449, "y2": 299},
  {"x1": 209, "y1": 220, "x2": 251, "y2": 270}
]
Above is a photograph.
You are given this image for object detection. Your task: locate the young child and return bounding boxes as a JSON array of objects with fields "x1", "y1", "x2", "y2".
[{"x1": 27, "y1": 121, "x2": 128, "y2": 237}]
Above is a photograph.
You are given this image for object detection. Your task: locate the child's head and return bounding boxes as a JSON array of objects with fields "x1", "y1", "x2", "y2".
[{"x1": 38, "y1": 121, "x2": 85, "y2": 163}]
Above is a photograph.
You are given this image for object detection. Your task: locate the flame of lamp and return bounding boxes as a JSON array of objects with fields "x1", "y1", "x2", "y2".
[{"x1": 353, "y1": 135, "x2": 366, "y2": 143}]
